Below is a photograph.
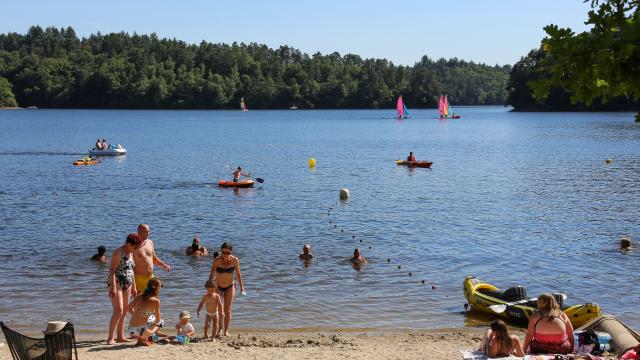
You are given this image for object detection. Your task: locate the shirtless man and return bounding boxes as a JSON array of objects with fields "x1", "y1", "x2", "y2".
[{"x1": 133, "y1": 224, "x2": 171, "y2": 292}]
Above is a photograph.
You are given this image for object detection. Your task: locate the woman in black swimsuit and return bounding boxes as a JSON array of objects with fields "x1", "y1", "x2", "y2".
[{"x1": 208, "y1": 242, "x2": 245, "y2": 336}]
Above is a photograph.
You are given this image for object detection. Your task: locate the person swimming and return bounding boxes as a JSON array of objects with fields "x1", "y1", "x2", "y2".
[
  {"x1": 91, "y1": 245, "x2": 107, "y2": 263},
  {"x1": 299, "y1": 244, "x2": 313, "y2": 261},
  {"x1": 620, "y1": 236, "x2": 632, "y2": 251},
  {"x1": 186, "y1": 236, "x2": 208, "y2": 256},
  {"x1": 351, "y1": 248, "x2": 367, "y2": 264}
]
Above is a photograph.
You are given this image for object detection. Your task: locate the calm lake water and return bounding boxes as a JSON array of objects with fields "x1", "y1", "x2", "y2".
[{"x1": 0, "y1": 107, "x2": 638, "y2": 335}]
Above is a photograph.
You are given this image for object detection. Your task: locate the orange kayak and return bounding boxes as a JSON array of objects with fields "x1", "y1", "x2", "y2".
[
  {"x1": 218, "y1": 180, "x2": 254, "y2": 188},
  {"x1": 396, "y1": 160, "x2": 433, "y2": 168}
]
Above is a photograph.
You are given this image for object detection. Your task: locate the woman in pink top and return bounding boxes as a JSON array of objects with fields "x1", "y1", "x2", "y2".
[{"x1": 523, "y1": 293, "x2": 575, "y2": 354}]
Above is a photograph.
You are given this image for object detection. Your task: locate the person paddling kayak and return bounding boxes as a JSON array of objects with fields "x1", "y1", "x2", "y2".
[
  {"x1": 232, "y1": 166, "x2": 249, "y2": 182},
  {"x1": 407, "y1": 152, "x2": 416, "y2": 162}
]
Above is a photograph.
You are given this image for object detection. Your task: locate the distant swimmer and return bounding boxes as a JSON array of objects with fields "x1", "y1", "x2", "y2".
[
  {"x1": 620, "y1": 236, "x2": 632, "y2": 251},
  {"x1": 186, "y1": 236, "x2": 208, "y2": 256},
  {"x1": 91, "y1": 245, "x2": 107, "y2": 263},
  {"x1": 232, "y1": 166, "x2": 249, "y2": 182},
  {"x1": 299, "y1": 244, "x2": 313, "y2": 261},
  {"x1": 351, "y1": 248, "x2": 367, "y2": 265},
  {"x1": 407, "y1": 152, "x2": 416, "y2": 162}
]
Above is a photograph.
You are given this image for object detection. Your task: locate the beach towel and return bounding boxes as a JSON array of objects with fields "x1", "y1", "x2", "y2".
[
  {"x1": 462, "y1": 350, "x2": 520, "y2": 359},
  {"x1": 461, "y1": 350, "x2": 563, "y2": 360}
]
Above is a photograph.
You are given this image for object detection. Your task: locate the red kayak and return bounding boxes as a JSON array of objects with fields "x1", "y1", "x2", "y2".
[
  {"x1": 396, "y1": 160, "x2": 433, "y2": 168},
  {"x1": 218, "y1": 180, "x2": 254, "y2": 188}
]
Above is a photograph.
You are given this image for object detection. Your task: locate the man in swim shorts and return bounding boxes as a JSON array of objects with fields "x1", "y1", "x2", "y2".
[{"x1": 133, "y1": 224, "x2": 171, "y2": 291}]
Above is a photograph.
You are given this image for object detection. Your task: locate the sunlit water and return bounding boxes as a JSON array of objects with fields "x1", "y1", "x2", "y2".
[{"x1": 0, "y1": 107, "x2": 638, "y2": 335}]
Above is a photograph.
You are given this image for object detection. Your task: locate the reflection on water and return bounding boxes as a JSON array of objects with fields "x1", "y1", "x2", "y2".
[{"x1": 0, "y1": 108, "x2": 638, "y2": 335}]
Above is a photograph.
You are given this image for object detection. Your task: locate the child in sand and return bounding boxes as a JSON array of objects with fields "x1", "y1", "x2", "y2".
[
  {"x1": 299, "y1": 244, "x2": 313, "y2": 260},
  {"x1": 197, "y1": 280, "x2": 223, "y2": 339},
  {"x1": 173, "y1": 310, "x2": 195, "y2": 344}
]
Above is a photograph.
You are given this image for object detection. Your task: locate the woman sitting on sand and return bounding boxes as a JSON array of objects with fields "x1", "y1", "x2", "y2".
[
  {"x1": 106, "y1": 233, "x2": 138, "y2": 345},
  {"x1": 523, "y1": 293, "x2": 575, "y2": 354},
  {"x1": 208, "y1": 242, "x2": 245, "y2": 336},
  {"x1": 479, "y1": 319, "x2": 524, "y2": 357},
  {"x1": 127, "y1": 277, "x2": 164, "y2": 346}
]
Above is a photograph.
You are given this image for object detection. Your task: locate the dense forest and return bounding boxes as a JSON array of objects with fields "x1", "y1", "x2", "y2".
[{"x1": 0, "y1": 26, "x2": 510, "y2": 109}]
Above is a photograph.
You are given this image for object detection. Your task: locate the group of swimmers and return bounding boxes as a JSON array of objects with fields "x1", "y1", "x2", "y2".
[
  {"x1": 91, "y1": 225, "x2": 631, "y2": 349},
  {"x1": 92, "y1": 224, "x2": 370, "y2": 346}
]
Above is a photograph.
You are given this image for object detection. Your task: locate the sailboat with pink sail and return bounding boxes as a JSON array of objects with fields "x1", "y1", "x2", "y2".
[
  {"x1": 438, "y1": 95, "x2": 460, "y2": 119},
  {"x1": 240, "y1": 97, "x2": 248, "y2": 112},
  {"x1": 396, "y1": 96, "x2": 410, "y2": 119}
]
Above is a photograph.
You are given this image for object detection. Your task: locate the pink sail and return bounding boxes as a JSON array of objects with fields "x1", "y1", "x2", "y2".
[
  {"x1": 438, "y1": 95, "x2": 444, "y2": 116},
  {"x1": 396, "y1": 96, "x2": 404, "y2": 117}
]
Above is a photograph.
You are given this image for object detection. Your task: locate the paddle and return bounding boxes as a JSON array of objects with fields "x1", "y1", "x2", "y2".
[
  {"x1": 245, "y1": 174, "x2": 264, "y2": 183},
  {"x1": 489, "y1": 293, "x2": 567, "y2": 314}
]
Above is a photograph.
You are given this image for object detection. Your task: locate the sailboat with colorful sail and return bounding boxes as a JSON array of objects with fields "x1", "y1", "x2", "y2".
[
  {"x1": 396, "y1": 96, "x2": 410, "y2": 119},
  {"x1": 438, "y1": 95, "x2": 460, "y2": 119},
  {"x1": 240, "y1": 97, "x2": 248, "y2": 112}
]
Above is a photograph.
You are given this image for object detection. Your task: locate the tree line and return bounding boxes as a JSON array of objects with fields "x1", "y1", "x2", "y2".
[
  {"x1": 0, "y1": 26, "x2": 510, "y2": 109},
  {"x1": 506, "y1": 0, "x2": 639, "y2": 118},
  {"x1": 506, "y1": 47, "x2": 638, "y2": 112}
]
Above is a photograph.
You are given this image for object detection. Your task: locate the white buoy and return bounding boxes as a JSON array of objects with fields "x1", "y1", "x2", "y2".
[{"x1": 339, "y1": 188, "x2": 349, "y2": 200}]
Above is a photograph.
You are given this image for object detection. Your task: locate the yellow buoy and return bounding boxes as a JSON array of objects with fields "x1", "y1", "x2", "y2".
[
  {"x1": 339, "y1": 188, "x2": 349, "y2": 200},
  {"x1": 605, "y1": 159, "x2": 612, "y2": 164},
  {"x1": 308, "y1": 158, "x2": 316, "y2": 167}
]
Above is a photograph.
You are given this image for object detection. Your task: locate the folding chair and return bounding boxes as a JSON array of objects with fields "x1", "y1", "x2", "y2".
[{"x1": 1, "y1": 321, "x2": 78, "y2": 360}]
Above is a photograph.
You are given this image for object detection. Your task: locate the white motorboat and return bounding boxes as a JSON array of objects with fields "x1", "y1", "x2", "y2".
[{"x1": 88, "y1": 145, "x2": 127, "y2": 156}]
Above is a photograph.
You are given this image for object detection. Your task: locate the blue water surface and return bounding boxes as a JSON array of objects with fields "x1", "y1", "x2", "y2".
[{"x1": 0, "y1": 107, "x2": 638, "y2": 334}]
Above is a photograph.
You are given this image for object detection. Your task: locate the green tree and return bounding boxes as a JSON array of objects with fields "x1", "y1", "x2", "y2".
[
  {"x1": 530, "y1": 0, "x2": 640, "y2": 121},
  {"x1": 0, "y1": 76, "x2": 18, "y2": 107}
]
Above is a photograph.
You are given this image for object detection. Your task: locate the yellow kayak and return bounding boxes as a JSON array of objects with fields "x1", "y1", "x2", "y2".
[
  {"x1": 73, "y1": 158, "x2": 100, "y2": 166},
  {"x1": 463, "y1": 275, "x2": 600, "y2": 328}
]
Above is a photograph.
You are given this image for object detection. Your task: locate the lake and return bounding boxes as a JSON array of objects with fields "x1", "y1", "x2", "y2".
[{"x1": 0, "y1": 107, "x2": 638, "y2": 334}]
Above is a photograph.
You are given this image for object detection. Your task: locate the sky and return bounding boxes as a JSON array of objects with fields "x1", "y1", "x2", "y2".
[{"x1": 0, "y1": 0, "x2": 593, "y2": 66}]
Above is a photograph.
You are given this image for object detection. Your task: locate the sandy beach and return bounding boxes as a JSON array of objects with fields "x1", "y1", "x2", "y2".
[
  {"x1": 1, "y1": 327, "x2": 620, "y2": 360},
  {"x1": 0, "y1": 328, "x2": 486, "y2": 360}
]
